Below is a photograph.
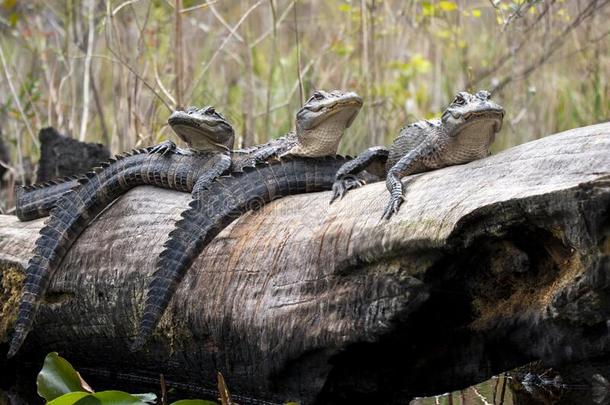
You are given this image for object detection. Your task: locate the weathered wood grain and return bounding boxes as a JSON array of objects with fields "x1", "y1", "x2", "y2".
[{"x1": 1, "y1": 123, "x2": 609, "y2": 404}]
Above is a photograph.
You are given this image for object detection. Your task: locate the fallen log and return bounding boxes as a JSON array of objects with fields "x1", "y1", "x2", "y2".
[{"x1": 1, "y1": 123, "x2": 609, "y2": 404}]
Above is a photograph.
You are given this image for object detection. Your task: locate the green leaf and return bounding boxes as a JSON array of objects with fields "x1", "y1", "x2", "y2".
[
  {"x1": 422, "y1": 1, "x2": 435, "y2": 16},
  {"x1": 8, "y1": 11, "x2": 18, "y2": 26},
  {"x1": 170, "y1": 400, "x2": 219, "y2": 405},
  {"x1": 48, "y1": 391, "x2": 148, "y2": 405},
  {"x1": 37, "y1": 353, "x2": 93, "y2": 402},
  {"x1": 3, "y1": 0, "x2": 17, "y2": 10},
  {"x1": 47, "y1": 392, "x2": 94, "y2": 405},
  {"x1": 131, "y1": 393, "x2": 157, "y2": 403},
  {"x1": 439, "y1": 1, "x2": 457, "y2": 11},
  {"x1": 90, "y1": 391, "x2": 147, "y2": 404},
  {"x1": 338, "y1": 4, "x2": 351, "y2": 12}
]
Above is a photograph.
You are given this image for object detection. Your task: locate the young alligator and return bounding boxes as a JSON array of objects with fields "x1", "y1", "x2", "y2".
[
  {"x1": 330, "y1": 90, "x2": 504, "y2": 219},
  {"x1": 132, "y1": 90, "x2": 363, "y2": 349},
  {"x1": 14, "y1": 106, "x2": 234, "y2": 221},
  {"x1": 8, "y1": 90, "x2": 362, "y2": 357},
  {"x1": 7, "y1": 106, "x2": 236, "y2": 358}
]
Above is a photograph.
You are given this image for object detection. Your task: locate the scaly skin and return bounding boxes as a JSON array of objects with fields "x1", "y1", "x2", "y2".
[
  {"x1": 7, "y1": 106, "x2": 235, "y2": 358},
  {"x1": 9, "y1": 90, "x2": 362, "y2": 357},
  {"x1": 133, "y1": 90, "x2": 363, "y2": 349},
  {"x1": 15, "y1": 89, "x2": 360, "y2": 220},
  {"x1": 331, "y1": 90, "x2": 504, "y2": 219},
  {"x1": 14, "y1": 106, "x2": 234, "y2": 221},
  {"x1": 15, "y1": 175, "x2": 83, "y2": 221},
  {"x1": 14, "y1": 141, "x2": 186, "y2": 221}
]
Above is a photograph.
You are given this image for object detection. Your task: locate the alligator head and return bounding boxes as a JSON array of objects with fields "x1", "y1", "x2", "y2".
[
  {"x1": 168, "y1": 106, "x2": 235, "y2": 152},
  {"x1": 441, "y1": 90, "x2": 505, "y2": 140},
  {"x1": 290, "y1": 90, "x2": 363, "y2": 157}
]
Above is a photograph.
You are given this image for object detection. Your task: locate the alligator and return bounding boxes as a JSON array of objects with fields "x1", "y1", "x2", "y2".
[
  {"x1": 7, "y1": 105, "x2": 236, "y2": 357},
  {"x1": 14, "y1": 106, "x2": 235, "y2": 221},
  {"x1": 330, "y1": 90, "x2": 505, "y2": 219},
  {"x1": 133, "y1": 90, "x2": 364, "y2": 349},
  {"x1": 8, "y1": 90, "x2": 363, "y2": 357}
]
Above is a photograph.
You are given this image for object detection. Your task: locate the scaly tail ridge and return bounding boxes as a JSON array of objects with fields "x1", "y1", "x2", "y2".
[
  {"x1": 133, "y1": 156, "x2": 350, "y2": 349},
  {"x1": 15, "y1": 175, "x2": 84, "y2": 221},
  {"x1": 8, "y1": 150, "x2": 216, "y2": 357}
]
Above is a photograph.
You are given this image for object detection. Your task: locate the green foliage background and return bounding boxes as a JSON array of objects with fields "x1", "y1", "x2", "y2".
[{"x1": 0, "y1": 0, "x2": 608, "y2": 180}]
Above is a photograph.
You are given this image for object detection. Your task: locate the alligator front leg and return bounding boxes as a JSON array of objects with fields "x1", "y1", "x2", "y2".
[
  {"x1": 382, "y1": 142, "x2": 435, "y2": 220},
  {"x1": 239, "y1": 146, "x2": 284, "y2": 168},
  {"x1": 191, "y1": 154, "x2": 232, "y2": 197},
  {"x1": 330, "y1": 146, "x2": 389, "y2": 203}
]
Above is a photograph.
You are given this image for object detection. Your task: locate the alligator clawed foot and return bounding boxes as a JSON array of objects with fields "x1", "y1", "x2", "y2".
[
  {"x1": 381, "y1": 194, "x2": 404, "y2": 220},
  {"x1": 329, "y1": 176, "x2": 365, "y2": 204},
  {"x1": 329, "y1": 182, "x2": 346, "y2": 204},
  {"x1": 238, "y1": 157, "x2": 260, "y2": 170},
  {"x1": 149, "y1": 140, "x2": 177, "y2": 155}
]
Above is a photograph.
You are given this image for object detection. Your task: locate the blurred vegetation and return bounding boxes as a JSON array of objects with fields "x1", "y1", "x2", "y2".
[{"x1": 0, "y1": 0, "x2": 608, "y2": 184}]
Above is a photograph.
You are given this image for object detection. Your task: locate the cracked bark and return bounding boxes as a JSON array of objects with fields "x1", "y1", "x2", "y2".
[{"x1": 0, "y1": 123, "x2": 609, "y2": 404}]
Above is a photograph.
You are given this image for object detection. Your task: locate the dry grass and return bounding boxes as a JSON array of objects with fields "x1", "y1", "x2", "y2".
[{"x1": 0, "y1": 0, "x2": 608, "y2": 179}]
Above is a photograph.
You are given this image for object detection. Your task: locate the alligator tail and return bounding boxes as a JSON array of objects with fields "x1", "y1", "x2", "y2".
[
  {"x1": 7, "y1": 148, "x2": 211, "y2": 357},
  {"x1": 15, "y1": 175, "x2": 84, "y2": 221},
  {"x1": 133, "y1": 155, "x2": 351, "y2": 349}
]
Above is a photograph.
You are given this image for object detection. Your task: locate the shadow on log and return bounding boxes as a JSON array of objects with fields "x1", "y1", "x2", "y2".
[{"x1": 0, "y1": 123, "x2": 609, "y2": 404}]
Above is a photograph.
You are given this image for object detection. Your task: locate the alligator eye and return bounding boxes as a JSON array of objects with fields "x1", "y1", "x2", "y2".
[
  {"x1": 476, "y1": 90, "x2": 491, "y2": 100},
  {"x1": 453, "y1": 95, "x2": 466, "y2": 105},
  {"x1": 313, "y1": 91, "x2": 324, "y2": 101},
  {"x1": 206, "y1": 107, "x2": 216, "y2": 115}
]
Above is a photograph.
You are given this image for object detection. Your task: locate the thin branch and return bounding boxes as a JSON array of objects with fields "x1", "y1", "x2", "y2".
[
  {"x1": 503, "y1": 0, "x2": 540, "y2": 29},
  {"x1": 90, "y1": 63, "x2": 110, "y2": 145},
  {"x1": 112, "y1": 0, "x2": 142, "y2": 16},
  {"x1": 550, "y1": 28, "x2": 610, "y2": 62},
  {"x1": 187, "y1": 0, "x2": 263, "y2": 100},
  {"x1": 105, "y1": 40, "x2": 174, "y2": 111},
  {"x1": 253, "y1": 49, "x2": 323, "y2": 119},
  {"x1": 499, "y1": 373, "x2": 508, "y2": 405},
  {"x1": 153, "y1": 58, "x2": 177, "y2": 107},
  {"x1": 471, "y1": 386, "x2": 492, "y2": 405},
  {"x1": 208, "y1": 1, "x2": 244, "y2": 43},
  {"x1": 74, "y1": 51, "x2": 176, "y2": 113},
  {"x1": 293, "y1": 0, "x2": 304, "y2": 106},
  {"x1": 493, "y1": 0, "x2": 609, "y2": 92},
  {"x1": 9, "y1": 114, "x2": 25, "y2": 185},
  {"x1": 174, "y1": 0, "x2": 184, "y2": 109},
  {"x1": 79, "y1": 0, "x2": 95, "y2": 141},
  {"x1": 242, "y1": 13, "x2": 256, "y2": 146},
  {"x1": 250, "y1": 0, "x2": 296, "y2": 48},
  {"x1": 467, "y1": 0, "x2": 557, "y2": 89},
  {"x1": 180, "y1": 0, "x2": 218, "y2": 14},
  {"x1": 264, "y1": 0, "x2": 278, "y2": 136},
  {"x1": 0, "y1": 42, "x2": 38, "y2": 148}
]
